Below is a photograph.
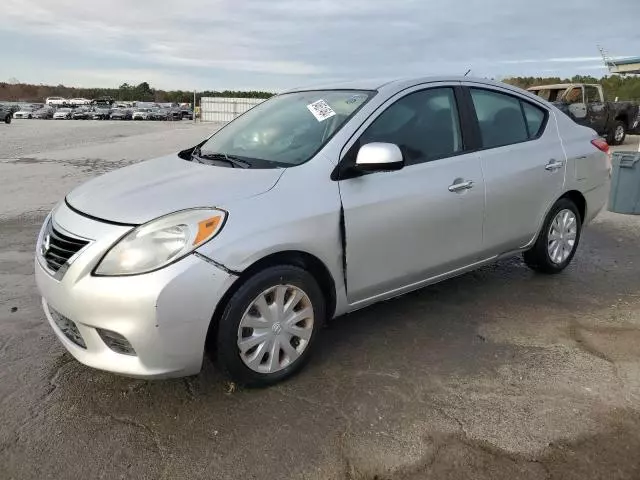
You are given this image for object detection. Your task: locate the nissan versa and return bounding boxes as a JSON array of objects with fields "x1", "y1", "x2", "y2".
[{"x1": 35, "y1": 77, "x2": 611, "y2": 386}]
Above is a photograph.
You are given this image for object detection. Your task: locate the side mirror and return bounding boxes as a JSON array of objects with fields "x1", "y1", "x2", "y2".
[{"x1": 355, "y1": 142, "x2": 404, "y2": 172}]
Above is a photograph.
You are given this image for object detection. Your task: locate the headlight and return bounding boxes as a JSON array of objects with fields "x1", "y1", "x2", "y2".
[{"x1": 94, "y1": 208, "x2": 226, "y2": 276}]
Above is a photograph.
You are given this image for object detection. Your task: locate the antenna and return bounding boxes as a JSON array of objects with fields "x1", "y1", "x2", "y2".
[{"x1": 464, "y1": 69, "x2": 471, "y2": 77}]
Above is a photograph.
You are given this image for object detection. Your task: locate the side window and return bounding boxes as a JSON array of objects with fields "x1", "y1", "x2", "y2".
[
  {"x1": 522, "y1": 101, "x2": 546, "y2": 138},
  {"x1": 359, "y1": 88, "x2": 463, "y2": 165},
  {"x1": 470, "y1": 88, "x2": 528, "y2": 148},
  {"x1": 564, "y1": 87, "x2": 584, "y2": 105},
  {"x1": 585, "y1": 86, "x2": 600, "y2": 103}
]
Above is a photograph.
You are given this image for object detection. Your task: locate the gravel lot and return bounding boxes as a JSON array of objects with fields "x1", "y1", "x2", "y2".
[{"x1": 1, "y1": 120, "x2": 640, "y2": 479}]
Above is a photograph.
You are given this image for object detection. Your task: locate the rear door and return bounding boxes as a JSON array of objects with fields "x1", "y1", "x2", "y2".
[
  {"x1": 584, "y1": 85, "x2": 608, "y2": 134},
  {"x1": 338, "y1": 84, "x2": 485, "y2": 305},
  {"x1": 462, "y1": 84, "x2": 566, "y2": 254}
]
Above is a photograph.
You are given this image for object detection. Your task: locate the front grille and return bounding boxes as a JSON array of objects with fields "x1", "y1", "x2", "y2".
[{"x1": 42, "y1": 222, "x2": 89, "y2": 273}]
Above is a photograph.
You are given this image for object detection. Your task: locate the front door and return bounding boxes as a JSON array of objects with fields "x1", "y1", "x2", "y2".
[
  {"x1": 584, "y1": 85, "x2": 607, "y2": 135},
  {"x1": 338, "y1": 86, "x2": 485, "y2": 305}
]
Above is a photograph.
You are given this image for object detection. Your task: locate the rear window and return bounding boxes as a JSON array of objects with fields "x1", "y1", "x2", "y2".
[{"x1": 470, "y1": 88, "x2": 547, "y2": 148}]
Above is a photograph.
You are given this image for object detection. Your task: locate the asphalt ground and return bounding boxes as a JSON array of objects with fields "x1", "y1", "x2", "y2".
[{"x1": 1, "y1": 119, "x2": 639, "y2": 479}]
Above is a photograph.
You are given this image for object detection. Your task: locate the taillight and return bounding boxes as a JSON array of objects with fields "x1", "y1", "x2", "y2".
[
  {"x1": 591, "y1": 138, "x2": 612, "y2": 174},
  {"x1": 591, "y1": 138, "x2": 610, "y2": 153}
]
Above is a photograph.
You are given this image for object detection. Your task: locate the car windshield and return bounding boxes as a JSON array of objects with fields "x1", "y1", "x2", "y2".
[
  {"x1": 198, "y1": 90, "x2": 374, "y2": 167},
  {"x1": 57, "y1": 108, "x2": 71, "y2": 112}
]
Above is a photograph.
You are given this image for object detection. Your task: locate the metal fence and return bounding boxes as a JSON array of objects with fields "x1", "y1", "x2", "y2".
[{"x1": 200, "y1": 97, "x2": 264, "y2": 122}]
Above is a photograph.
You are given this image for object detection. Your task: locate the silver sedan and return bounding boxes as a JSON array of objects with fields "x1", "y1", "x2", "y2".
[{"x1": 35, "y1": 77, "x2": 611, "y2": 386}]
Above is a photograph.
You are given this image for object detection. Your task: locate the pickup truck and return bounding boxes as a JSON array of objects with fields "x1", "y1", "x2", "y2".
[{"x1": 528, "y1": 83, "x2": 640, "y2": 145}]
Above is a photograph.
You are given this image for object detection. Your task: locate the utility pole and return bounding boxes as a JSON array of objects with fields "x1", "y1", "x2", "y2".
[{"x1": 193, "y1": 90, "x2": 196, "y2": 124}]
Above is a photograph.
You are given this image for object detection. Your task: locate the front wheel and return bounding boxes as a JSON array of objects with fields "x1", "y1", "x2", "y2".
[
  {"x1": 608, "y1": 120, "x2": 626, "y2": 145},
  {"x1": 213, "y1": 265, "x2": 325, "y2": 387},
  {"x1": 523, "y1": 198, "x2": 582, "y2": 274},
  {"x1": 4, "y1": 115, "x2": 11, "y2": 124}
]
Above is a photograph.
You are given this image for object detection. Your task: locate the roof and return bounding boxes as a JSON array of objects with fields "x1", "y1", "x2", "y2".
[
  {"x1": 282, "y1": 76, "x2": 528, "y2": 94},
  {"x1": 527, "y1": 84, "x2": 573, "y2": 90},
  {"x1": 527, "y1": 83, "x2": 601, "y2": 90},
  {"x1": 607, "y1": 56, "x2": 640, "y2": 66}
]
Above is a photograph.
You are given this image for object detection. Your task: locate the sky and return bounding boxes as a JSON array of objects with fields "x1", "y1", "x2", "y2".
[{"x1": 1, "y1": 0, "x2": 639, "y2": 92}]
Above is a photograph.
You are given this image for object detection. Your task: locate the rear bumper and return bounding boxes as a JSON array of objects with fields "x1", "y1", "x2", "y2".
[{"x1": 584, "y1": 180, "x2": 611, "y2": 224}]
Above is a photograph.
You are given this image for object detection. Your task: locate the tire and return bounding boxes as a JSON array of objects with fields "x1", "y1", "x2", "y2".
[
  {"x1": 607, "y1": 120, "x2": 626, "y2": 146},
  {"x1": 523, "y1": 198, "x2": 582, "y2": 274},
  {"x1": 214, "y1": 265, "x2": 325, "y2": 387},
  {"x1": 4, "y1": 115, "x2": 11, "y2": 124}
]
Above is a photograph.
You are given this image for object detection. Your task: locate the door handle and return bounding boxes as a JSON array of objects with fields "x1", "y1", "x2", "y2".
[
  {"x1": 448, "y1": 180, "x2": 474, "y2": 193},
  {"x1": 545, "y1": 159, "x2": 564, "y2": 171}
]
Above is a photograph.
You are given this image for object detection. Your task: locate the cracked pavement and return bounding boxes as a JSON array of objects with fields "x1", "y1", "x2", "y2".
[{"x1": 1, "y1": 121, "x2": 639, "y2": 479}]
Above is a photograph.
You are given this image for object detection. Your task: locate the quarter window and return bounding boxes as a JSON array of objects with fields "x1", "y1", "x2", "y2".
[
  {"x1": 358, "y1": 88, "x2": 463, "y2": 165},
  {"x1": 522, "y1": 102, "x2": 545, "y2": 138},
  {"x1": 470, "y1": 88, "x2": 547, "y2": 148}
]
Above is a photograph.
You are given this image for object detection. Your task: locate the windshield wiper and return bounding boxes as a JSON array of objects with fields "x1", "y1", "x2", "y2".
[{"x1": 192, "y1": 150, "x2": 250, "y2": 169}]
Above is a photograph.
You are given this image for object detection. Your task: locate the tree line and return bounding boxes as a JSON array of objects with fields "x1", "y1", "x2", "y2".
[
  {"x1": 503, "y1": 75, "x2": 640, "y2": 101},
  {"x1": 0, "y1": 81, "x2": 275, "y2": 103},
  {"x1": 3, "y1": 75, "x2": 640, "y2": 104}
]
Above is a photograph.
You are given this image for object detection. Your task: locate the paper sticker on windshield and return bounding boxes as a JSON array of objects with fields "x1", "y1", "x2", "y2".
[{"x1": 307, "y1": 99, "x2": 336, "y2": 122}]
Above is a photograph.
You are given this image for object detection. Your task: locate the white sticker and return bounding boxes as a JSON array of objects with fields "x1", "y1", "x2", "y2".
[{"x1": 306, "y1": 99, "x2": 336, "y2": 122}]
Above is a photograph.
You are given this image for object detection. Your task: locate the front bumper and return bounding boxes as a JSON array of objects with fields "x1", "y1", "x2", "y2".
[{"x1": 35, "y1": 203, "x2": 237, "y2": 378}]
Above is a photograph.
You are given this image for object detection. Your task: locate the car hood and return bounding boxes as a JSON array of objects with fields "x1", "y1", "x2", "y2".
[{"x1": 65, "y1": 154, "x2": 284, "y2": 224}]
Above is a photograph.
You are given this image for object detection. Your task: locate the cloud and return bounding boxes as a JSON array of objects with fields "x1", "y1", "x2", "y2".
[{"x1": 1, "y1": 0, "x2": 639, "y2": 89}]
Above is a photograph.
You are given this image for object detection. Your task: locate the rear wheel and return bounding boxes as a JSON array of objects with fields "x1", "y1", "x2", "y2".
[
  {"x1": 4, "y1": 115, "x2": 11, "y2": 124},
  {"x1": 214, "y1": 265, "x2": 325, "y2": 387},
  {"x1": 524, "y1": 198, "x2": 582, "y2": 274},
  {"x1": 607, "y1": 120, "x2": 626, "y2": 145}
]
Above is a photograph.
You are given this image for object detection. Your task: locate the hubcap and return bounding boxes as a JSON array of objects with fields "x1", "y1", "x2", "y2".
[
  {"x1": 615, "y1": 125, "x2": 624, "y2": 142},
  {"x1": 547, "y1": 209, "x2": 577, "y2": 264},
  {"x1": 237, "y1": 284, "x2": 314, "y2": 374}
]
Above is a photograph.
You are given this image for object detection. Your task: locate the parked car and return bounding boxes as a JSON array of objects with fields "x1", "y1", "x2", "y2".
[
  {"x1": 13, "y1": 104, "x2": 41, "y2": 119},
  {"x1": 69, "y1": 98, "x2": 92, "y2": 106},
  {"x1": 32, "y1": 106, "x2": 55, "y2": 119},
  {"x1": 110, "y1": 108, "x2": 133, "y2": 120},
  {"x1": 91, "y1": 107, "x2": 112, "y2": 120},
  {"x1": 528, "y1": 83, "x2": 640, "y2": 145},
  {"x1": 46, "y1": 97, "x2": 67, "y2": 106},
  {"x1": 132, "y1": 107, "x2": 154, "y2": 120},
  {"x1": 91, "y1": 96, "x2": 115, "y2": 107},
  {"x1": 0, "y1": 103, "x2": 17, "y2": 124},
  {"x1": 181, "y1": 108, "x2": 194, "y2": 120},
  {"x1": 35, "y1": 77, "x2": 611, "y2": 386},
  {"x1": 72, "y1": 107, "x2": 92, "y2": 120},
  {"x1": 53, "y1": 108, "x2": 73, "y2": 119},
  {"x1": 150, "y1": 108, "x2": 170, "y2": 121},
  {"x1": 166, "y1": 107, "x2": 183, "y2": 120}
]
